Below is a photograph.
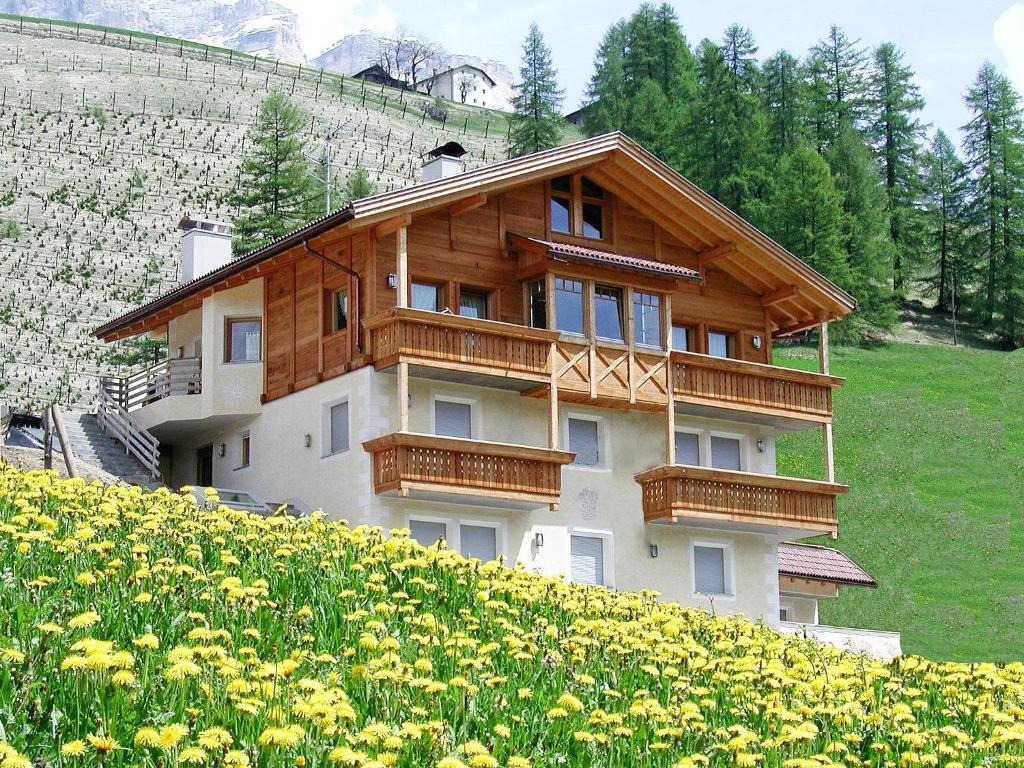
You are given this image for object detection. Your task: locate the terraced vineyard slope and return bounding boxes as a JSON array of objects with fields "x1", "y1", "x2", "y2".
[{"x1": 0, "y1": 16, "x2": 510, "y2": 407}]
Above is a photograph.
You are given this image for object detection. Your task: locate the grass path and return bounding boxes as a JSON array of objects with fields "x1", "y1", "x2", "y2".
[{"x1": 776, "y1": 342, "x2": 1024, "y2": 661}]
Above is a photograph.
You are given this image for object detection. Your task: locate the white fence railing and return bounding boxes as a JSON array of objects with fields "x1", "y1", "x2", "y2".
[
  {"x1": 96, "y1": 389, "x2": 161, "y2": 479},
  {"x1": 101, "y1": 358, "x2": 201, "y2": 412}
]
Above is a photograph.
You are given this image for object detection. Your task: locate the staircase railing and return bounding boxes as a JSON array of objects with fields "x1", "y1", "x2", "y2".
[
  {"x1": 101, "y1": 358, "x2": 201, "y2": 413},
  {"x1": 96, "y1": 389, "x2": 161, "y2": 479}
]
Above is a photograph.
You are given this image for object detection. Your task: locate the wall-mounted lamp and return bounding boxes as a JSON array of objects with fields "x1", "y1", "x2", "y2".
[
  {"x1": 387, "y1": 273, "x2": 398, "y2": 289},
  {"x1": 752, "y1": 335, "x2": 763, "y2": 350},
  {"x1": 303, "y1": 433, "x2": 312, "y2": 448},
  {"x1": 533, "y1": 532, "x2": 545, "y2": 548},
  {"x1": 756, "y1": 439, "x2": 767, "y2": 454},
  {"x1": 649, "y1": 543, "x2": 659, "y2": 559},
  {"x1": 217, "y1": 442, "x2": 226, "y2": 457}
]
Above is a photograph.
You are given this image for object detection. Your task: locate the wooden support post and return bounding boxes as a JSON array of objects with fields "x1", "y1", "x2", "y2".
[
  {"x1": 395, "y1": 226, "x2": 408, "y2": 308},
  {"x1": 42, "y1": 408, "x2": 52, "y2": 470},
  {"x1": 818, "y1": 321, "x2": 835, "y2": 485},
  {"x1": 548, "y1": 340, "x2": 560, "y2": 512},
  {"x1": 50, "y1": 404, "x2": 78, "y2": 478},
  {"x1": 398, "y1": 362, "x2": 409, "y2": 434},
  {"x1": 665, "y1": 366, "x2": 676, "y2": 466}
]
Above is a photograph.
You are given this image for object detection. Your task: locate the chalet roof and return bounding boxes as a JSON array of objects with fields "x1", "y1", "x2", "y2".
[
  {"x1": 94, "y1": 132, "x2": 856, "y2": 341},
  {"x1": 510, "y1": 234, "x2": 700, "y2": 280},
  {"x1": 778, "y1": 542, "x2": 877, "y2": 588}
]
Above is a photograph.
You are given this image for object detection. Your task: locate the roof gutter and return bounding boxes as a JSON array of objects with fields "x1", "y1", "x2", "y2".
[{"x1": 303, "y1": 240, "x2": 362, "y2": 353}]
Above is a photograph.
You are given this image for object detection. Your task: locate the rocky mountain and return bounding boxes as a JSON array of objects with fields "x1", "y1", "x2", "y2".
[{"x1": 0, "y1": 0, "x2": 305, "y2": 62}]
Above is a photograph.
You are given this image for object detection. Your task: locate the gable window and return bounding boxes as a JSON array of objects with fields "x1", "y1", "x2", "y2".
[
  {"x1": 594, "y1": 285, "x2": 624, "y2": 342},
  {"x1": 672, "y1": 325, "x2": 692, "y2": 352},
  {"x1": 549, "y1": 175, "x2": 572, "y2": 234},
  {"x1": 693, "y1": 543, "x2": 732, "y2": 596},
  {"x1": 567, "y1": 416, "x2": 601, "y2": 467},
  {"x1": 331, "y1": 288, "x2": 349, "y2": 332},
  {"x1": 434, "y1": 398, "x2": 473, "y2": 439},
  {"x1": 633, "y1": 291, "x2": 662, "y2": 347},
  {"x1": 226, "y1": 318, "x2": 261, "y2": 363},
  {"x1": 526, "y1": 279, "x2": 547, "y2": 329},
  {"x1": 327, "y1": 400, "x2": 350, "y2": 456},
  {"x1": 570, "y1": 534, "x2": 606, "y2": 586},
  {"x1": 555, "y1": 278, "x2": 585, "y2": 335},
  {"x1": 580, "y1": 176, "x2": 606, "y2": 240},
  {"x1": 459, "y1": 288, "x2": 489, "y2": 319},
  {"x1": 710, "y1": 435, "x2": 743, "y2": 471},
  {"x1": 674, "y1": 431, "x2": 701, "y2": 466},
  {"x1": 411, "y1": 282, "x2": 443, "y2": 312},
  {"x1": 708, "y1": 330, "x2": 733, "y2": 359}
]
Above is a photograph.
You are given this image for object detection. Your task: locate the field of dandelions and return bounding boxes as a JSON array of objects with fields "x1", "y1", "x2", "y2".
[{"x1": 1, "y1": 466, "x2": 1023, "y2": 768}]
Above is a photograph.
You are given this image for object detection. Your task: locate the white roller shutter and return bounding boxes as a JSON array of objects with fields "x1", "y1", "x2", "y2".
[
  {"x1": 694, "y1": 545, "x2": 727, "y2": 594},
  {"x1": 710, "y1": 436, "x2": 742, "y2": 471},
  {"x1": 459, "y1": 524, "x2": 497, "y2": 561},
  {"x1": 435, "y1": 400, "x2": 473, "y2": 438},
  {"x1": 674, "y1": 432, "x2": 700, "y2": 465},
  {"x1": 409, "y1": 519, "x2": 447, "y2": 548},
  {"x1": 570, "y1": 535, "x2": 605, "y2": 586},
  {"x1": 568, "y1": 418, "x2": 600, "y2": 465}
]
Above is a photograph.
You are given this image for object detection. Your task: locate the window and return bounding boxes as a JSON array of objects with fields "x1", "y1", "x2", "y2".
[
  {"x1": 672, "y1": 325, "x2": 691, "y2": 352},
  {"x1": 555, "y1": 278, "x2": 585, "y2": 335},
  {"x1": 674, "y1": 431, "x2": 700, "y2": 466},
  {"x1": 410, "y1": 519, "x2": 447, "y2": 548},
  {"x1": 460, "y1": 524, "x2": 497, "y2": 561},
  {"x1": 710, "y1": 435, "x2": 743, "y2": 471},
  {"x1": 434, "y1": 399, "x2": 473, "y2": 439},
  {"x1": 779, "y1": 607, "x2": 792, "y2": 622},
  {"x1": 570, "y1": 534, "x2": 605, "y2": 586},
  {"x1": 567, "y1": 417, "x2": 600, "y2": 466},
  {"x1": 226, "y1": 318, "x2": 261, "y2": 363},
  {"x1": 527, "y1": 280, "x2": 547, "y2": 329},
  {"x1": 327, "y1": 401, "x2": 349, "y2": 455},
  {"x1": 580, "y1": 177, "x2": 606, "y2": 240},
  {"x1": 459, "y1": 288, "x2": 489, "y2": 319},
  {"x1": 708, "y1": 331, "x2": 733, "y2": 358},
  {"x1": 633, "y1": 291, "x2": 662, "y2": 347},
  {"x1": 240, "y1": 432, "x2": 251, "y2": 468},
  {"x1": 549, "y1": 175, "x2": 572, "y2": 234},
  {"x1": 331, "y1": 288, "x2": 348, "y2": 332},
  {"x1": 411, "y1": 282, "x2": 443, "y2": 311},
  {"x1": 594, "y1": 285, "x2": 624, "y2": 342},
  {"x1": 693, "y1": 544, "x2": 730, "y2": 596}
]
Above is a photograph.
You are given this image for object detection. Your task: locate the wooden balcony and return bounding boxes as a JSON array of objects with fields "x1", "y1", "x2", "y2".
[
  {"x1": 635, "y1": 464, "x2": 846, "y2": 536},
  {"x1": 101, "y1": 358, "x2": 201, "y2": 412},
  {"x1": 672, "y1": 351, "x2": 842, "y2": 426},
  {"x1": 361, "y1": 432, "x2": 575, "y2": 509}
]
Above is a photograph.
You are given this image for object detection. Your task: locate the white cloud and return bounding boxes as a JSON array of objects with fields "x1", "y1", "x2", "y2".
[
  {"x1": 994, "y1": 3, "x2": 1024, "y2": 92},
  {"x1": 278, "y1": 0, "x2": 398, "y2": 58}
]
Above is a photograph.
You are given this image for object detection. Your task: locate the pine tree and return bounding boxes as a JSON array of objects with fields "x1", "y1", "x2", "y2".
[
  {"x1": 867, "y1": 43, "x2": 926, "y2": 293},
  {"x1": 762, "y1": 50, "x2": 808, "y2": 155},
  {"x1": 807, "y1": 25, "x2": 869, "y2": 152},
  {"x1": 583, "y1": 21, "x2": 628, "y2": 135},
  {"x1": 509, "y1": 23, "x2": 565, "y2": 157},
  {"x1": 343, "y1": 165, "x2": 375, "y2": 205},
  {"x1": 921, "y1": 130, "x2": 968, "y2": 311},
  {"x1": 231, "y1": 91, "x2": 319, "y2": 255}
]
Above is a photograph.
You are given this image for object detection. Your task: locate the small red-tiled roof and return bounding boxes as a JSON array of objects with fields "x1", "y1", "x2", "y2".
[
  {"x1": 778, "y1": 542, "x2": 877, "y2": 587},
  {"x1": 511, "y1": 235, "x2": 701, "y2": 280}
]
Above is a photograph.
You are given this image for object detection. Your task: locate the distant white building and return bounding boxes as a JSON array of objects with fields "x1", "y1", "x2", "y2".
[{"x1": 414, "y1": 64, "x2": 501, "y2": 109}]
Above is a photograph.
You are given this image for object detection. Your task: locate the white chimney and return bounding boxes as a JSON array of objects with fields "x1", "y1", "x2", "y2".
[
  {"x1": 178, "y1": 215, "x2": 234, "y2": 282},
  {"x1": 421, "y1": 141, "x2": 467, "y2": 182}
]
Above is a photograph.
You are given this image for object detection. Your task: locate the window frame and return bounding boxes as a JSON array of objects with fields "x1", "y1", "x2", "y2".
[
  {"x1": 563, "y1": 411, "x2": 610, "y2": 471},
  {"x1": 410, "y1": 280, "x2": 445, "y2": 312},
  {"x1": 673, "y1": 427, "x2": 702, "y2": 467},
  {"x1": 328, "y1": 287, "x2": 349, "y2": 334},
  {"x1": 708, "y1": 430, "x2": 747, "y2": 472},
  {"x1": 237, "y1": 431, "x2": 251, "y2": 471},
  {"x1": 525, "y1": 279, "x2": 547, "y2": 329},
  {"x1": 548, "y1": 175, "x2": 573, "y2": 235},
  {"x1": 458, "y1": 286, "x2": 491, "y2": 320},
  {"x1": 321, "y1": 396, "x2": 351, "y2": 458},
  {"x1": 633, "y1": 290, "x2": 664, "y2": 348},
  {"x1": 707, "y1": 329, "x2": 735, "y2": 359},
  {"x1": 430, "y1": 393, "x2": 481, "y2": 440},
  {"x1": 407, "y1": 513, "x2": 505, "y2": 561},
  {"x1": 593, "y1": 283, "x2": 625, "y2": 343},
  {"x1": 568, "y1": 527, "x2": 615, "y2": 589},
  {"x1": 671, "y1": 324, "x2": 693, "y2": 353},
  {"x1": 224, "y1": 316, "x2": 262, "y2": 364},
  {"x1": 553, "y1": 277, "x2": 586, "y2": 337},
  {"x1": 579, "y1": 176, "x2": 607, "y2": 241},
  {"x1": 690, "y1": 539, "x2": 735, "y2": 600}
]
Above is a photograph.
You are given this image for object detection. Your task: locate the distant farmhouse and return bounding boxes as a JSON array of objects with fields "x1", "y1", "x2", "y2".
[
  {"x1": 413, "y1": 64, "x2": 498, "y2": 108},
  {"x1": 350, "y1": 64, "x2": 408, "y2": 90}
]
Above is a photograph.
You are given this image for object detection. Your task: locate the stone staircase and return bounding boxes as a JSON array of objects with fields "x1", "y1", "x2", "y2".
[{"x1": 61, "y1": 410, "x2": 161, "y2": 488}]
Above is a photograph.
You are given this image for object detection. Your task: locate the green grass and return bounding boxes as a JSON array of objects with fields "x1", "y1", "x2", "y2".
[{"x1": 775, "y1": 342, "x2": 1024, "y2": 661}]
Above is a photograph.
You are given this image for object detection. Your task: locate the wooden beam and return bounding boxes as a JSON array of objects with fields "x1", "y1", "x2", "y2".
[
  {"x1": 698, "y1": 243, "x2": 736, "y2": 270},
  {"x1": 449, "y1": 193, "x2": 487, "y2": 218},
  {"x1": 373, "y1": 214, "x2": 412, "y2": 240},
  {"x1": 396, "y1": 226, "x2": 408, "y2": 308},
  {"x1": 398, "y1": 361, "x2": 410, "y2": 433},
  {"x1": 761, "y1": 285, "x2": 800, "y2": 307}
]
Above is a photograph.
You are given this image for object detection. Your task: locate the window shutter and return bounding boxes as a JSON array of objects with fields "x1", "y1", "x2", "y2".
[
  {"x1": 568, "y1": 418, "x2": 599, "y2": 465},
  {"x1": 434, "y1": 401, "x2": 473, "y2": 439},
  {"x1": 460, "y1": 524, "x2": 497, "y2": 561},
  {"x1": 710, "y1": 436, "x2": 742, "y2": 471},
  {"x1": 409, "y1": 520, "x2": 447, "y2": 548},
  {"x1": 674, "y1": 432, "x2": 700, "y2": 465},
  {"x1": 694, "y1": 545, "x2": 726, "y2": 594},
  {"x1": 570, "y1": 535, "x2": 605, "y2": 586},
  {"x1": 329, "y1": 402, "x2": 349, "y2": 454}
]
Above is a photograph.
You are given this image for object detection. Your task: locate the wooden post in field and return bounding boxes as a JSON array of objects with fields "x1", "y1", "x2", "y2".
[
  {"x1": 818, "y1": 321, "x2": 835, "y2": 484},
  {"x1": 42, "y1": 408, "x2": 52, "y2": 470}
]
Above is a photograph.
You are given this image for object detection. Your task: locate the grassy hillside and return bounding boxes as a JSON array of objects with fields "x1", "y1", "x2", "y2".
[
  {"x1": 776, "y1": 342, "x2": 1024, "y2": 662},
  {"x1": 0, "y1": 16, "x2": 518, "y2": 408},
  {"x1": 3, "y1": 465, "x2": 1024, "y2": 767}
]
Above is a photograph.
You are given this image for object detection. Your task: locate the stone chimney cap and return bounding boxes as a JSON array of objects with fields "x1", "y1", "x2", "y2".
[
  {"x1": 424, "y1": 141, "x2": 467, "y2": 160},
  {"x1": 178, "y1": 215, "x2": 233, "y2": 235}
]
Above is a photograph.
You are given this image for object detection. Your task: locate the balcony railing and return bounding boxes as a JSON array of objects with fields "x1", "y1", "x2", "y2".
[
  {"x1": 672, "y1": 351, "x2": 841, "y2": 422},
  {"x1": 635, "y1": 464, "x2": 846, "y2": 535},
  {"x1": 362, "y1": 432, "x2": 575, "y2": 507},
  {"x1": 100, "y1": 358, "x2": 201, "y2": 413}
]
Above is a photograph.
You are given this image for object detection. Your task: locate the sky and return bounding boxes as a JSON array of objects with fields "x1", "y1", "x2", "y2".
[{"x1": 279, "y1": 0, "x2": 1024, "y2": 144}]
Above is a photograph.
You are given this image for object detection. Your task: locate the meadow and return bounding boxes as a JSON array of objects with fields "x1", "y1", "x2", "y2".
[{"x1": 2, "y1": 465, "x2": 1024, "y2": 767}]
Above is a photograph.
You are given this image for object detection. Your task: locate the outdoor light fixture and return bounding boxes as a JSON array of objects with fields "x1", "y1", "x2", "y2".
[
  {"x1": 649, "y1": 543, "x2": 659, "y2": 558},
  {"x1": 752, "y1": 335, "x2": 763, "y2": 350},
  {"x1": 533, "y1": 532, "x2": 544, "y2": 548},
  {"x1": 387, "y1": 273, "x2": 398, "y2": 289},
  {"x1": 757, "y1": 439, "x2": 767, "y2": 453},
  {"x1": 217, "y1": 443, "x2": 226, "y2": 457},
  {"x1": 304, "y1": 433, "x2": 312, "y2": 448}
]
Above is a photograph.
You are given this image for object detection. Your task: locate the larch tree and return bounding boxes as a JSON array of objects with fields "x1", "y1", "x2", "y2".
[
  {"x1": 583, "y1": 21, "x2": 629, "y2": 136},
  {"x1": 921, "y1": 130, "x2": 968, "y2": 312},
  {"x1": 231, "y1": 91, "x2": 319, "y2": 255},
  {"x1": 807, "y1": 25, "x2": 869, "y2": 152},
  {"x1": 762, "y1": 50, "x2": 808, "y2": 155},
  {"x1": 509, "y1": 23, "x2": 565, "y2": 157},
  {"x1": 867, "y1": 42, "x2": 926, "y2": 293},
  {"x1": 343, "y1": 165, "x2": 376, "y2": 205}
]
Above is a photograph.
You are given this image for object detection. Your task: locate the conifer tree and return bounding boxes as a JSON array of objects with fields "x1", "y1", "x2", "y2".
[
  {"x1": 921, "y1": 130, "x2": 968, "y2": 311},
  {"x1": 583, "y1": 21, "x2": 629, "y2": 135},
  {"x1": 807, "y1": 26, "x2": 869, "y2": 151},
  {"x1": 762, "y1": 51, "x2": 808, "y2": 156},
  {"x1": 509, "y1": 23, "x2": 565, "y2": 157},
  {"x1": 343, "y1": 165, "x2": 375, "y2": 205},
  {"x1": 867, "y1": 43, "x2": 926, "y2": 293}
]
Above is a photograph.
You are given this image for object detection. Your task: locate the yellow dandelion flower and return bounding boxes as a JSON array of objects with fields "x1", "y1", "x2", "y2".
[
  {"x1": 197, "y1": 728, "x2": 233, "y2": 750},
  {"x1": 87, "y1": 735, "x2": 119, "y2": 753},
  {"x1": 159, "y1": 723, "x2": 189, "y2": 749},
  {"x1": 179, "y1": 747, "x2": 209, "y2": 764},
  {"x1": 68, "y1": 611, "x2": 100, "y2": 629}
]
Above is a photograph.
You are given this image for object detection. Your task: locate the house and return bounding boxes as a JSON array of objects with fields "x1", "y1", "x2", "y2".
[
  {"x1": 350, "y1": 64, "x2": 408, "y2": 91},
  {"x1": 414, "y1": 64, "x2": 497, "y2": 107},
  {"x1": 93, "y1": 132, "x2": 897, "y2": 651}
]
